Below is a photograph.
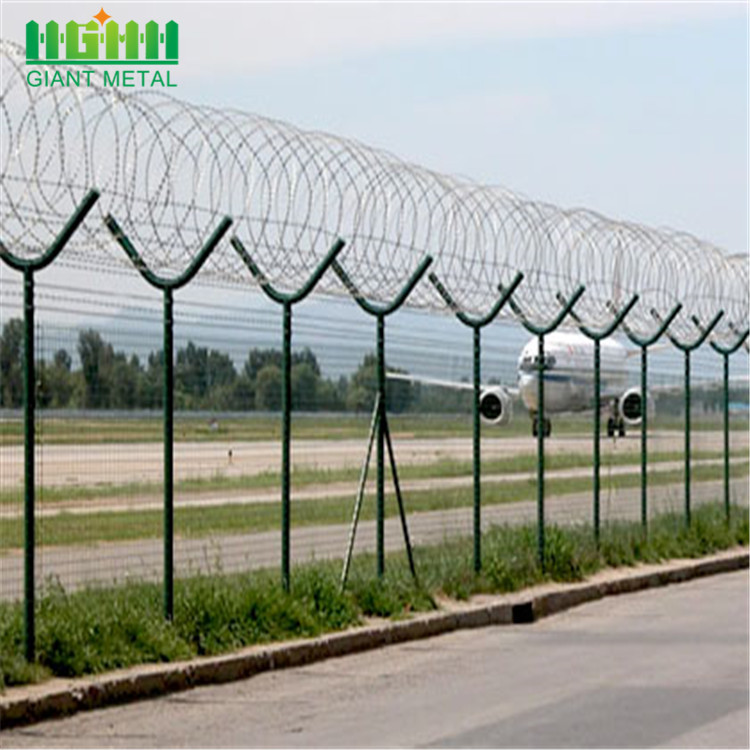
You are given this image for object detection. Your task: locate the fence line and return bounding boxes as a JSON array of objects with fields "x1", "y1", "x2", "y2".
[{"x1": 2, "y1": 35, "x2": 748, "y2": 662}]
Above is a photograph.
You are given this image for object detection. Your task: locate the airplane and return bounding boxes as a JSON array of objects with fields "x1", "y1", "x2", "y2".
[{"x1": 387, "y1": 330, "x2": 644, "y2": 438}]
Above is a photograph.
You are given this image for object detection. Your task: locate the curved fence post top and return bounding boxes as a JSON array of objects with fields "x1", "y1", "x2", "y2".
[
  {"x1": 230, "y1": 236, "x2": 346, "y2": 305},
  {"x1": 707, "y1": 323, "x2": 749, "y2": 356},
  {"x1": 105, "y1": 214, "x2": 233, "y2": 291},
  {"x1": 654, "y1": 308, "x2": 724, "y2": 352},
  {"x1": 332, "y1": 255, "x2": 433, "y2": 317},
  {"x1": 430, "y1": 271, "x2": 524, "y2": 329},
  {"x1": 566, "y1": 293, "x2": 640, "y2": 340},
  {"x1": 615, "y1": 302, "x2": 683, "y2": 348},
  {"x1": 0, "y1": 189, "x2": 100, "y2": 273},
  {"x1": 502, "y1": 283, "x2": 586, "y2": 336}
]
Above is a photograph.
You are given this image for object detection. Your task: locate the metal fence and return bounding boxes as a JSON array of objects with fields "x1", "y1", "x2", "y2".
[{"x1": 1, "y1": 38, "x2": 748, "y2": 662}]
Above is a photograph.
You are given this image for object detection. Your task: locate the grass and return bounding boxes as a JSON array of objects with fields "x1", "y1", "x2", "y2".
[
  {"x1": 1, "y1": 448, "x2": 744, "y2": 507},
  {"x1": 0, "y1": 502, "x2": 746, "y2": 690},
  {"x1": 0, "y1": 461, "x2": 747, "y2": 550},
  {"x1": 1, "y1": 413, "x2": 482, "y2": 446},
  {"x1": 1, "y1": 412, "x2": 744, "y2": 446}
]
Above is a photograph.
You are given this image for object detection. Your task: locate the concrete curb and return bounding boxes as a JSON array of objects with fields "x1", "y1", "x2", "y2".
[{"x1": 2, "y1": 548, "x2": 747, "y2": 730}]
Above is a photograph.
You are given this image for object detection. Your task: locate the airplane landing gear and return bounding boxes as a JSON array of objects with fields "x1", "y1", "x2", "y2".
[
  {"x1": 606, "y1": 417, "x2": 626, "y2": 438},
  {"x1": 532, "y1": 417, "x2": 551, "y2": 438}
]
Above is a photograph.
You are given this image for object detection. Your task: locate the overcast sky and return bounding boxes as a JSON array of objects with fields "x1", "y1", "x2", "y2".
[{"x1": 2, "y1": 1, "x2": 747, "y2": 254}]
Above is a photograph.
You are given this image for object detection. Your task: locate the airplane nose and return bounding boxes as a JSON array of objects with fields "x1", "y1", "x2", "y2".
[{"x1": 519, "y1": 374, "x2": 537, "y2": 411}]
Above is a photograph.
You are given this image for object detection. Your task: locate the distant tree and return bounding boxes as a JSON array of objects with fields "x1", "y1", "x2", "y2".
[
  {"x1": 292, "y1": 347, "x2": 321, "y2": 377},
  {"x1": 54, "y1": 348, "x2": 72, "y2": 372},
  {"x1": 37, "y1": 348, "x2": 75, "y2": 408},
  {"x1": 243, "y1": 347, "x2": 320, "y2": 382},
  {"x1": 346, "y1": 353, "x2": 413, "y2": 413},
  {"x1": 110, "y1": 353, "x2": 142, "y2": 409},
  {"x1": 346, "y1": 353, "x2": 376, "y2": 412},
  {"x1": 206, "y1": 349, "x2": 236, "y2": 391},
  {"x1": 139, "y1": 350, "x2": 163, "y2": 409},
  {"x1": 229, "y1": 373, "x2": 254, "y2": 410},
  {"x1": 175, "y1": 342, "x2": 237, "y2": 408},
  {"x1": 292, "y1": 362, "x2": 318, "y2": 410},
  {"x1": 0, "y1": 318, "x2": 23, "y2": 407},
  {"x1": 78, "y1": 329, "x2": 114, "y2": 408},
  {"x1": 255, "y1": 364, "x2": 282, "y2": 411},
  {"x1": 176, "y1": 342, "x2": 209, "y2": 403},
  {"x1": 316, "y1": 376, "x2": 347, "y2": 412},
  {"x1": 243, "y1": 349, "x2": 282, "y2": 383}
]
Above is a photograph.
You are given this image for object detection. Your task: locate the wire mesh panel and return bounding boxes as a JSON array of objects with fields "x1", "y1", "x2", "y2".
[
  {"x1": 0, "y1": 33, "x2": 747, "y2": 645},
  {"x1": 0, "y1": 266, "x2": 24, "y2": 602},
  {"x1": 33, "y1": 272, "x2": 164, "y2": 595},
  {"x1": 727, "y1": 348, "x2": 750, "y2": 510}
]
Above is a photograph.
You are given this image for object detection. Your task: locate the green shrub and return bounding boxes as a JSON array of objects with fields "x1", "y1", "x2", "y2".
[{"x1": 0, "y1": 502, "x2": 746, "y2": 690}]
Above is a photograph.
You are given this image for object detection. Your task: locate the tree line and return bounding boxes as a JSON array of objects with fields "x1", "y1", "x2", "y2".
[{"x1": 0, "y1": 318, "x2": 472, "y2": 414}]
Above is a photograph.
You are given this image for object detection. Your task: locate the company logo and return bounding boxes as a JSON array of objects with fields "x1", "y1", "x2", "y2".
[
  {"x1": 26, "y1": 8, "x2": 178, "y2": 65},
  {"x1": 25, "y1": 8, "x2": 178, "y2": 88}
]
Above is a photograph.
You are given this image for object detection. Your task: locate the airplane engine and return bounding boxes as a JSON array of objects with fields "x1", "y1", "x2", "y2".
[
  {"x1": 479, "y1": 387, "x2": 513, "y2": 426},
  {"x1": 618, "y1": 387, "x2": 643, "y2": 426}
]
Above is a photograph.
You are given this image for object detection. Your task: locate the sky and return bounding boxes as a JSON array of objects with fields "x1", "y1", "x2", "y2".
[
  {"x1": 1, "y1": 1, "x2": 747, "y2": 252},
  {"x1": 0, "y1": 1, "x2": 747, "y2": 380}
]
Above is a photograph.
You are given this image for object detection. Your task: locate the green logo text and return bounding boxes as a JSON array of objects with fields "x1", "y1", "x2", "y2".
[{"x1": 26, "y1": 8, "x2": 178, "y2": 66}]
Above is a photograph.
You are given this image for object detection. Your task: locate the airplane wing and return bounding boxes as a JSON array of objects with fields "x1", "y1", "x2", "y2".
[{"x1": 386, "y1": 371, "x2": 519, "y2": 397}]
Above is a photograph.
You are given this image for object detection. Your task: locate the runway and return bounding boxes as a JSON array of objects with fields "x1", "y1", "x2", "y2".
[
  {"x1": 1, "y1": 428, "x2": 746, "y2": 600},
  {"x1": 1, "y1": 430, "x2": 744, "y2": 489},
  {"x1": 0, "y1": 457, "x2": 737, "y2": 519},
  {"x1": 0, "y1": 478, "x2": 746, "y2": 601}
]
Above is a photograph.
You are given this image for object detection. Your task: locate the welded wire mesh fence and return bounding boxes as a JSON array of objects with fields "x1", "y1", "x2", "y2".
[
  {"x1": 1, "y1": 270, "x2": 746, "y2": 597},
  {"x1": 1, "y1": 38, "x2": 748, "y2": 662}
]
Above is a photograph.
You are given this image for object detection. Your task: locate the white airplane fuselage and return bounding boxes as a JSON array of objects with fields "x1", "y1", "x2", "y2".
[{"x1": 517, "y1": 331, "x2": 629, "y2": 415}]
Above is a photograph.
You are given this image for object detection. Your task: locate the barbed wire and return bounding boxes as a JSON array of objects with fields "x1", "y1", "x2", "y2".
[{"x1": 1, "y1": 39, "x2": 746, "y2": 343}]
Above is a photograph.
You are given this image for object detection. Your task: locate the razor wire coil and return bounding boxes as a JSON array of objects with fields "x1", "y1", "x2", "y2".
[{"x1": 1, "y1": 39, "x2": 747, "y2": 343}]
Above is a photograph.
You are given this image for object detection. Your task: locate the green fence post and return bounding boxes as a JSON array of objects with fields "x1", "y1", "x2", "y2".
[
  {"x1": 23, "y1": 268, "x2": 35, "y2": 661},
  {"x1": 376, "y1": 314, "x2": 386, "y2": 576},
  {"x1": 568, "y1": 294, "x2": 638, "y2": 544},
  {"x1": 723, "y1": 353, "x2": 729, "y2": 518},
  {"x1": 706, "y1": 326, "x2": 748, "y2": 522},
  {"x1": 0, "y1": 189, "x2": 100, "y2": 662},
  {"x1": 163, "y1": 287, "x2": 174, "y2": 617},
  {"x1": 536, "y1": 333, "x2": 545, "y2": 567},
  {"x1": 684, "y1": 349, "x2": 691, "y2": 525},
  {"x1": 503, "y1": 285, "x2": 586, "y2": 571},
  {"x1": 281, "y1": 301, "x2": 292, "y2": 588},
  {"x1": 472, "y1": 326, "x2": 481, "y2": 570},
  {"x1": 106, "y1": 214, "x2": 232, "y2": 618},
  {"x1": 332, "y1": 256, "x2": 433, "y2": 577},
  {"x1": 593, "y1": 339, "x2": 601, "y2": 540},
  {"x1": 654, "y1": 309, "x2": 724, "y2": 528},
  {"x1": 428, "y1": 271, "x2": 523, "y2": 573},
  {"x1": 618, "y1": 303, "x2": 682, "y2": 531},
  {"x1": 230, "y1": 235, "x2": 345, "y2": 591},
  {"x1": 640, "y1": 345, "x2": 647, "y2": 528}
]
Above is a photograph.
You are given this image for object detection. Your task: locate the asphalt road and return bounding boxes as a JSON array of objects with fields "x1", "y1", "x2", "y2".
[
  {"x1": 2, "y1": 430, "x2": 745, "y2": 488},
  {"x1": 4, "y1": 570, "x2": 748, "y2": 748}
]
